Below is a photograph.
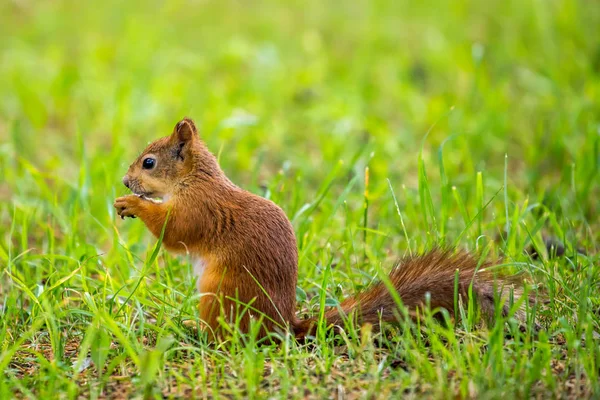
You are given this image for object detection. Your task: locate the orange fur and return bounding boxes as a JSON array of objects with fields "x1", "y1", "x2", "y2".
[{"x1": 115, "y1": 118, "x2": 526, "y2": 340}]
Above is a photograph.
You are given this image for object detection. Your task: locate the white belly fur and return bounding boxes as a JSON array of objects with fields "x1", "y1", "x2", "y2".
[{"x1": 193, "y1": 257, "x2": 207, "y2": 289}]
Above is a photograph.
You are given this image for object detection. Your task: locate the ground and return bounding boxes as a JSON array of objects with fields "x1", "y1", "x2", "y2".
[{"x1": 0, "y1": 0, "x2": 599, "y2": 398}]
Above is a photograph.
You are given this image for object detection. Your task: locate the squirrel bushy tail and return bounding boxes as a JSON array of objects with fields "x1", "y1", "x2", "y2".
[{"x1": 293, "y1": 249, "x2": 524, "y2": 339}]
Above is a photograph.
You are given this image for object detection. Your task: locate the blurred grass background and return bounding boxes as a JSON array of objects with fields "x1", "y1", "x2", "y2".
[{"x1": 1, "y1": 0, "x2": 599, "y2": 398}]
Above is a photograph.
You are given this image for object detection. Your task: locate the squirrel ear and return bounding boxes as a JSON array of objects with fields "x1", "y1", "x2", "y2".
[{"x1": 172, "y1": 117, "x2": 198, "y2": 143}]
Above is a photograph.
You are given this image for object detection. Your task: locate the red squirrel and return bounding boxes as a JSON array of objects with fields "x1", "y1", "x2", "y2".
[{"x1": 114, "y1": 118, "x2": 522, "y2": 340}]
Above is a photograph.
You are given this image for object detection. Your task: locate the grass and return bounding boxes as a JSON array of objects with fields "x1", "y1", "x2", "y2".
[{"x1": 1, "y1": 0, "x2": 599, "y2": 398}]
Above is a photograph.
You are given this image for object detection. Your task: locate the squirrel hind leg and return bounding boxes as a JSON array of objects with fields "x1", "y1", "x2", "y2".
[{"x1": 292, "y1": 317, "x2": 315, "y2": 341}]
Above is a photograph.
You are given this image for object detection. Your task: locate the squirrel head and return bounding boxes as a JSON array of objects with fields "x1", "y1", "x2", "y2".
[{"x1": 122, "y1": 118, "x2": 221, "y2": 200}]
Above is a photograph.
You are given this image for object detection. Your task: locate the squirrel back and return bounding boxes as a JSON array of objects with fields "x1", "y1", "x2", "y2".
[{"x1": 115, "y1": 118, "x2": 526, "y2": 340}]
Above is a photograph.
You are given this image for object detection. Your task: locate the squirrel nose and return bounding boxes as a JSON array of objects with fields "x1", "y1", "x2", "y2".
[{"x1": 122, "y1": 175, "x2": 130, "y2": 188}]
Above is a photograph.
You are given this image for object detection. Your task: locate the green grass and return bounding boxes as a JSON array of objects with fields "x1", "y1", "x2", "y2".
[{"x1": 1, "y1": 0, "x2": 599, "y2": 398}]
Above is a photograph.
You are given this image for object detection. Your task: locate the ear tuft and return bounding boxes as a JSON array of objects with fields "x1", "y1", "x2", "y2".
[{"x1": 173, "y1": 117, "x2": 198, "y2": 143}]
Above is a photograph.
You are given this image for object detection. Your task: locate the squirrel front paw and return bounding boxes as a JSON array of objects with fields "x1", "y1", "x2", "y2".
[{"x1": 114, "y1": 195, "x2": 144, "y2": 219}]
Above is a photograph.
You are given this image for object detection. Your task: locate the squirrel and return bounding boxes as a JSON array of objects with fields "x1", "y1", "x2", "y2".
[{"x1": 114, "y1": 118, "x2": 526, "y2": 340}]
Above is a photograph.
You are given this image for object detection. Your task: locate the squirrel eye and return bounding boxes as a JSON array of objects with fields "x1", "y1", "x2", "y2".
[{"x1": 142, "y1": 157, "x2": 156, "y2": 170}]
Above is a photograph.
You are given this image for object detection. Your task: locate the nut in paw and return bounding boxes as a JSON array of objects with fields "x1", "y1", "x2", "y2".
[{"x1": 114, "y1": 195, "x2": 143, "y2": 219}]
